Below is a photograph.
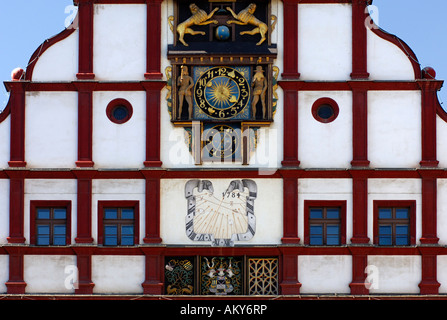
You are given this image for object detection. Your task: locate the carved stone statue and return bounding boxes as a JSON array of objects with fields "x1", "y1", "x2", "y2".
[
  {"x1": 177, "y1": 66, "x2": 194, "y2": 119},
  {"x1": 251, "y1": 66, "x2": 267, "y2": 119}
]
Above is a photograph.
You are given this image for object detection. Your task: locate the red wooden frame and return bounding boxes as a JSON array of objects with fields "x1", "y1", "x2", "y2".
[
  {"x1": 311, "y1": 97, "x2": 340, "y2": 124},
  {"x1": 97, "y1": 200, "x2": 140, "y2": 246},
  {"x1": 373, "y1": 200, "x2": 417, "y2": 246},
  {"x1": 106, "y1": 98, "x2": 133, "y2": 124},
  {"x1": 303, "y1": 200, "x2": 347, "y2": 245},
  {"x1": 29, "y1": 201, "x2": 72, "y2": 246}
]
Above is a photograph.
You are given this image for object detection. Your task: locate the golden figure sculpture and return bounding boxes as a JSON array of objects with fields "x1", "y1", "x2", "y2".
[
  {"x1": 177, "y1": 66, "x2": 194, "y2": 119},
  {"x1": 251, "y1": 66, "x2": 267, "y2": 119},
  {"x1": 176, "y1": 4, "x2": 219, "y2": 46},
  {"x1": 226, "y1": 3, "x2": 274, "y2": 46}
]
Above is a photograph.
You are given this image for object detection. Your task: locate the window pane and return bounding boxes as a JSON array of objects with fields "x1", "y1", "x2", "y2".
[
  {"x1": 395, "y1": 235, "x2": 409, "y2": 246},
  {"x1": 396, "y1": 208, "x2": 409, "y2": 219},
  {"x1": 379, "y1": 225, "x2": 392, "y2": 235},
  {"x1": 327, "y1": 225, "x2": 339, "y2": 235},
  {"x1": 104, "y1": 225, "x2": 117, "y2": 235},
  {"x1": 54, "y1": 208, "x2": 66, "y2": 219},
  {"x1": 310, "y1": 225, "x2": 322, "y2": 235},
  {"x1": 37, "y1": 225, "x2": 50, "y2": 235},
  {"x1": 396, "y1": 225, "x2": 408, "y2": 235},
  {"x1": 121, "y1": 208, "x2": 134, "y2": 220},
  {"x1": 326, "y1": 235, "x2": 340, "y2": 245},
  {"x1": 37, "y1": 209, "x2": 50, "y2": 219},
  {"x1": 104, "y1": 209, "x2": 118, "y2": 219},
  {"x1": 54, "y1": 225, "x2": 66, "y2": 235},
  {"x1": 37, "y1": 235, "x2": 50, "y2": 245},
  {"x1": 379, "y1": 235, "x2": 392, "y2": 246},
  {"x1": 326, "y1": 208, "x2": 339, "y2": 219},
  {"x1": 121, "y1": 236, "x2": 134, "y2": 246},
  {"x1": 121, "y1": 225, "x2": 134, "y2": 236},
  {"x1": 53, "y1": 235, "x2": 66, "y2": 246},
  {"x1": 310, "y1": 209, "x2": 323, "y2": 219},
  {"x1": 379, "y1": 208, "x2": 392, "y2": 219},
  {"x1": 310, "y1": 236, "x2": 323, "y2": 245},
  {"x1": 104, "y1": 236, "x2": 117, "y2": 246}
]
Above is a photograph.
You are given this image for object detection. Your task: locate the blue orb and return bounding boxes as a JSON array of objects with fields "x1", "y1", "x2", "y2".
[{"x1": 215, "y1": 25, "x2": 230, "y2": 41}]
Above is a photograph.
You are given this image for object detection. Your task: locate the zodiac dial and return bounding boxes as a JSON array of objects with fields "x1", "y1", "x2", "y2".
[
  {"x1": 185, "y1": 179, "x2": 257, "y2": 247},
  {"x1": 194, "y1": 66, "x2": 250, "y2": 120}
]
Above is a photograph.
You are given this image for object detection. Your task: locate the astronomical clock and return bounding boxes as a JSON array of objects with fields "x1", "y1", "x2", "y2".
[{"x1": 166, "y1": 0, "x2": 279, "y2": 165}]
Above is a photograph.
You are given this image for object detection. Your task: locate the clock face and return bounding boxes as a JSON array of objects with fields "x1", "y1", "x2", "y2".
[
  {"x1": 202, "y1": 124, "x2": 241, "y2": 162},
  {"x1": 193, "y1": 66, "x2": 251, "y2": 120},
  {"x1": 185, "y1": 179, "x2": 257, "y2": 247}
]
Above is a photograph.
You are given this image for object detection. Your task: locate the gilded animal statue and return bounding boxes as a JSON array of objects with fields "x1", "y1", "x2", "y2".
[
  {"x1": 226, "y1": 4, "x2": 277, "y2": 46},
  {"x1": 175, "y1": 4, "x2": 219, "y2": 46}
]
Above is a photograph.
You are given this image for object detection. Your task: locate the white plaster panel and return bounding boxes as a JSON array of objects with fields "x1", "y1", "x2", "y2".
[
  {"x1": 367, "y1": 28, "x2": 416, "y2": 81},
  {"x1": 92, "y1": 179, "x2": 145, "y2": 244},
  {"x1": 367, "y1": 256, "x2": 421, "y2": 294},
  {"x1": 31, "y1": 30, "x2": 79, "y2": 82},
  {"x1": 0, "y1": 255, "x2": 7, "y2": 293},
  {"x1": 298, "y1": 179, "x2": 352, "y2": 244},
  {"x1": 93, "y1": 4, "x2": 146, "y2": 81},
  {"x1": 0, "y1": 180, "x2": 9, "y2": 244},
  {"x1": 436, "y1": 116, "x2": 447, "y2": 168},
  {"x1": 24, "y1": 255, "x2": 76, "y2": 293},
  {"x1": 92, "y1": 255, "x2": 145, "y2": 294},
  {"x1": 24, "y1": 179, "x2": 77, "y2": 245},
  {"x1": 160, "y1": 179, "x2": 283, "y2": 245},
  {"x1": 298, "y1": 4, "x2": 352, "y2": 81},
  {"x1": 0, "y1": 117, "x2": 10, "y2": 169},
  {"x1": 298, "y1": 255, "x2": 352, "y2": 294},
  {"x1": 437, "y1": 255, "x2": 447, "y2": 293},
  {"x1": 298, "y1": 91, "x2": 352, "y2": 168},
  {"x1": 368, "y1": 179, "x2": 422, "y2": 245},
  {"x1": 368, "y1": 91, "x2": 421, "y2": 168},
  {"x1": 437, "y1": 179, "x2": 447, "y2": 245},
  {"x1": 25, "y1": 92, "x2": 78, "y2": 168},
  {"x1": 92, "y1": 91, "x2": 146, "y2": 168}
]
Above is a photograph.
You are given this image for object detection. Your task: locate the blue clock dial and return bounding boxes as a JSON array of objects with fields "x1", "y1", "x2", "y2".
[{"x1": 194, "y1": 66, "x2": 250, "y2": 120}]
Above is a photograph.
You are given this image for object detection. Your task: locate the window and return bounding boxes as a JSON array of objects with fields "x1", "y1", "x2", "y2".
[
  {"x1": 106, "y1": 98, "x2": 133, "y2": 124},
  {"x1": 311, "y1": 97, "x2": 339, "y2": 123},
  {"x1": 374, "y1": 200, "x2": 416, "y2": 246},
  {"x1": 30, "y1": 201, "x2": 71, "y2": 246},
  {"x1": 98, "y1": 201, "x2": 139, "y2": 246},
  {"x1": 304, "y1": 200, "x2": 346, "y2": 246}
]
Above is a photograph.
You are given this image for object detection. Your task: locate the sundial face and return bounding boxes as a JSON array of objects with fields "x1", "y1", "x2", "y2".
[
  {"x1": 193, "y1": 66, "x2": 251, "y2": 120},
  {"x1": 185, "y1": 179, "x2": 257, "y2": 246}
]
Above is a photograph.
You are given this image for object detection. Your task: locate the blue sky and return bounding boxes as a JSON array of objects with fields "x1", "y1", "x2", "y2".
[{"x1": 0, "y1": 0, "x2": 446, "y2": 109}]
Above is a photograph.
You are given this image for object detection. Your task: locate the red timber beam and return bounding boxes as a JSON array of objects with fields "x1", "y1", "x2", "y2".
[
  {"x1": 73, "y1": 170, "x2": 96, "y2": 244},
  {"x1": 418, "y1": 77, "x2": 443, "y2": 168},
  {"x1": 351, "y1": 0, "x2": 370, "y2": 80},
  {"x1": 348, "y1": 81, "x2": 370, "y2": 167},
  {"x1": 145, "y1": 0, "x2": 163, "y2": 80},
  {"x1": 75, "y1": 0, "x2": 95, "y2": 80},
  {"x1": 5, "y1": 170, "x2": 27, "y2": 244},
  {"x1": 6, "y1": 81, "x2": 27, "y2": 168},
  {"x1": 74, "y1": 81, "x2": 97, "y2": 168},
  {"x1": 281, "y1": 0, "x2": 300, "y2": 80},
  {"x1": 4, "y1": 246, "x2": 27, "y2": 294}
]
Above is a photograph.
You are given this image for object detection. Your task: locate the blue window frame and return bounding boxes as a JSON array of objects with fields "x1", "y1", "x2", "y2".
[
  {"x1": 377, "y1": 207, "x2": 410, "y2": 246},
  {"x1": 35, "y1": 207, "x2": 67, "y2": 246},
  {"x1": 309, "y1": 207, "x2": 341, "y2": 246},
  {"x1": 103, "y1": 207, "x2": 135, "y2": 246}
]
